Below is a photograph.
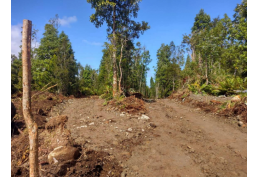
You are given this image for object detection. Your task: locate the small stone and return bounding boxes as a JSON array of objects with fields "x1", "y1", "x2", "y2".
[
  {"x1": 89, "y1": 122, "x2": 94, "y2": 126},
  {"x1": 238, "y1": 121, "x2": 243, "y2": 127},
  {"x1": 149, "y1": 123, "x2": 157, "y2": 128},
  {"x1": 128, "y1": 128, "x2": 132, "y2": 131},
  {"x1": 139, "y1": 115, "x2": 150, "y2": 120}
]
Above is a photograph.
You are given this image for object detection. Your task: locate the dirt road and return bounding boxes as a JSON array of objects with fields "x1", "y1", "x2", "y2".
[{"x1": 51, "y1": 97, "x2": 247, "y2": 177}]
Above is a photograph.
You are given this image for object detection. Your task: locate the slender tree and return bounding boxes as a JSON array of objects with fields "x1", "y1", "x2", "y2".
[{"x1": 22, "y1": 19, "x2": 39, "y2": 177}]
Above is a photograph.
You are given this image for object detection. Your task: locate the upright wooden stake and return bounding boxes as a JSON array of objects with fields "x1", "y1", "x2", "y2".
[{"x1": 22, "y1": 19, "x2": 39, "y2": 177}]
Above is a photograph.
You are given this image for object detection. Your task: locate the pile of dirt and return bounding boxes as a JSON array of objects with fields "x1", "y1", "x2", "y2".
[
  {"x1": 11, "y1": 91, "x2": 71, "y2": 176},
  {"x1": 109, "y1": 96, "x2": 146, "y2": 114},
  {"x1": 169, "y1": 90, "x2": 247, "y2": 123},
  {"x1": 233, "y1": 103, "x2": 247, "y2": 122},
  {"x1": 220, "y1": 103, "x2": 247, "y2": 123},
  {"x1": 12, "y1": 113, "x2": 123, "y2": 177},
  {"x1": 12, "y1": 95, "x2": 123, "y2": 177},
  {"x1": 11, "y1": 91, "x2": 68, "y2": 135},
  {"x1": 38, "y1": 149, "x2": 122, "y2": 177},
  {"x1": 192, "y1": 101, "x2": 218, "y2": 113}
]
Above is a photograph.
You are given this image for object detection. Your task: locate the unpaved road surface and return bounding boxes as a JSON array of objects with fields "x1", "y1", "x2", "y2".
[{"x1": 52, "y1": 97, "x2": 247, "y2": 177}]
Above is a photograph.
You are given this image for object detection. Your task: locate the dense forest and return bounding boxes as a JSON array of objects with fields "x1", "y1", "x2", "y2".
[{"x1": 11, "y1": 0, "x2": 247, "y2": 99}]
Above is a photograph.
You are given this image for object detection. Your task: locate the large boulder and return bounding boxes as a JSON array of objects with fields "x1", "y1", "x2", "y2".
[
  {"x1": 48, "y1": 146, "x2": 80, "y2": 164},
  {"x1": 11, "y1": 102, "x2": 16, "y2": 120}
]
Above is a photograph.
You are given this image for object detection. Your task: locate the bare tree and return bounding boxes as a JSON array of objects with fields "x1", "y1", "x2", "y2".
[{"x1": 22, "y1": 19, "x2": 39, "y2": 177}]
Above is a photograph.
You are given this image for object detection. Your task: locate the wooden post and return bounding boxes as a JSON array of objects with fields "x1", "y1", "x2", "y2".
[{"x1": 22, "y1": 19, "x2": 39, "y2": 177}]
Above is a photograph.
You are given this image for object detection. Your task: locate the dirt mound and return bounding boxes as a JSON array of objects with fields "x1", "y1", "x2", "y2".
[
  {"x1": 233, "y1": 103, "x2": 247, "y2": 122},
  {"x1": 169, "y1": 90, "x2": 190, "y2": 100},
  {"x1": 11, "y1": 91, "x2": 71, "y2": 176},
  {"x1": 109, "y1": 96, "x2": 146, "y2": 114},
  {"x1": 169, "y1": 90, "x2": 247, "y2": 124},
  {"x1": 220, "y1": 103, "x2": 247, "y2": 123},
  {"x1": 45, "y1": 115, "x2": 68, "y2": 130},
  {"x1": 192, "y1": 101, "x2": 217, "y2": 113},
  {"x1": 11, "y1": 91, "x2": 68, "y2": 135},
  {"x1": 38, "y1": 149, "x2": 122, "y2": 177}
]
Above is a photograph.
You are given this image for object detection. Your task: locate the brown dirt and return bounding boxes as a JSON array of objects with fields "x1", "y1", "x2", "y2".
[
  {"x1": 170, "y1": 91, "x2": 247, "y2": 124},
  {"x1": 11, "y1": 91, "x2": 70, "y2": 176},
  {"x1": 11, "y1": 91, "x2": 68, "y2": 133},
  {"x1": 11, "y1": 94, "x2": 247, "y2": 176},
  {"x1": 109, "y1": 96, "x2": 146, "y2": 115},
  {"x1": 53, "y1": 97, "x2": 246, "y2": 176}
]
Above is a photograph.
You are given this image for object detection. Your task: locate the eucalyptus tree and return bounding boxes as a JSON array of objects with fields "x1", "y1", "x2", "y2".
[{"x1": 86, "y1": 0, "x2": 149, "y2": 96}]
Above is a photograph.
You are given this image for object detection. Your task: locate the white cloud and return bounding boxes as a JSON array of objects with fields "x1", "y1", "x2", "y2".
[
  {"x1": 11, "y1": 24, "x2": 22, "y2": 56},
  {"x1": 58, "y1": 16, "x2": 77, "y2": 27},
  {"x1": 83, "y1": 40, "x2": 102, "y2": 46},
  {"x1": 11, "y1": 24, "x2": 40, "y2": 57}
]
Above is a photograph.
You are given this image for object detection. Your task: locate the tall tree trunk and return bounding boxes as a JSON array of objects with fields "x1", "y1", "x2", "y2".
[
  {"x1": 22, "y1": 19, "x2": 39, "y2": 177},
  {"x1": 118, "y1": 39, "x2": 124, "y2": 93},
  {"x1": 172, "y1": 77, "x2": 175, "y2": 91},
  {"x1": 191, "y1": 47, "x2": 195, "y2": 62},
  {"x1": 205, "y1": 58, "x2": 208, "y2": 85},
  {"x1": 156, "y1": 83, "x2": 159, "y2": 99},
  {"x1": 198, "y1": 53, "x2": 202, "y2": 68},
  {"x1": 112, "y1": 5, "x2": 117, "y2": 97}
]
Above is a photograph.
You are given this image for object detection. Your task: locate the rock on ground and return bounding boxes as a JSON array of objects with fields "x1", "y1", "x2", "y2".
[
  {"x1": 48, "y1": 146, "x2": 80, "y2": 164},
  {"x1": 139, "y1": 114, "x2": 150, "y2": 120},
  {"x1": 231, "y1": 95, "x2": 241, "y2": 102}
]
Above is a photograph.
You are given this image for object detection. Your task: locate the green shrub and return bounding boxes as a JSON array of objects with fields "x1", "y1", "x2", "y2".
[
  {"x1": 188, "y1": 82, "x2": 200, "y2": 94},
  {"x1": 100, "y1": 93, "x2": 113, "y2": 101},
  {"x1": 103, "y1": 100, "x2": 108, "y2": 106},
  {"x1": 218, "y1": 76, "x2": 246, "y2": 95}
]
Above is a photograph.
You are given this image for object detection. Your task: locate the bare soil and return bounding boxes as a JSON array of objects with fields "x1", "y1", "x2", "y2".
[{"x1": 11, "y1": 93, "x2": 247, "y2": 177}]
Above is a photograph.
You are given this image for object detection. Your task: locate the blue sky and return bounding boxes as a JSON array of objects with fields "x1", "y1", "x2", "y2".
[{"x1": 11, "y1": 0, "x2": 242, "y2": 86}]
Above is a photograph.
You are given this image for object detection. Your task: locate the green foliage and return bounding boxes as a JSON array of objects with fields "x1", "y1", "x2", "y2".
[
  {"x1": 150, "y1": 77, "x2": 156, "y2": 98},
  {"x1": 218, "y1": 76, "x2": 247, "y2": 95},
  {"x1": 103, "y1": 100, "x2": 108, "y2": 106},
  {"x1": 188, "y1": 76, "x2": 246, "y2": 96},
  {"x1": 179, "y1": 1, "x2": 247, "y2": 97},
  {"x1": 87, "y1": 0, "x2": 150, "y2": 96},
  {"x1": 30, "y1": 18, "x2": 79, "y2": 96},
  {"x1": 191, "y1": 9, "x2": 211, "y2": 32},
  {"x1": 11, "y1": 55, "x2": 22, "y2": 93},
  {"x1": 188, "y1": 82, "x2": 200, "y2": 94},
  {"x1": 100, "y1": 92, "x2": 113, "y2": 101},
  {"x1": 156, "y1": 41, "x2": 184, "y2": 98}
]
